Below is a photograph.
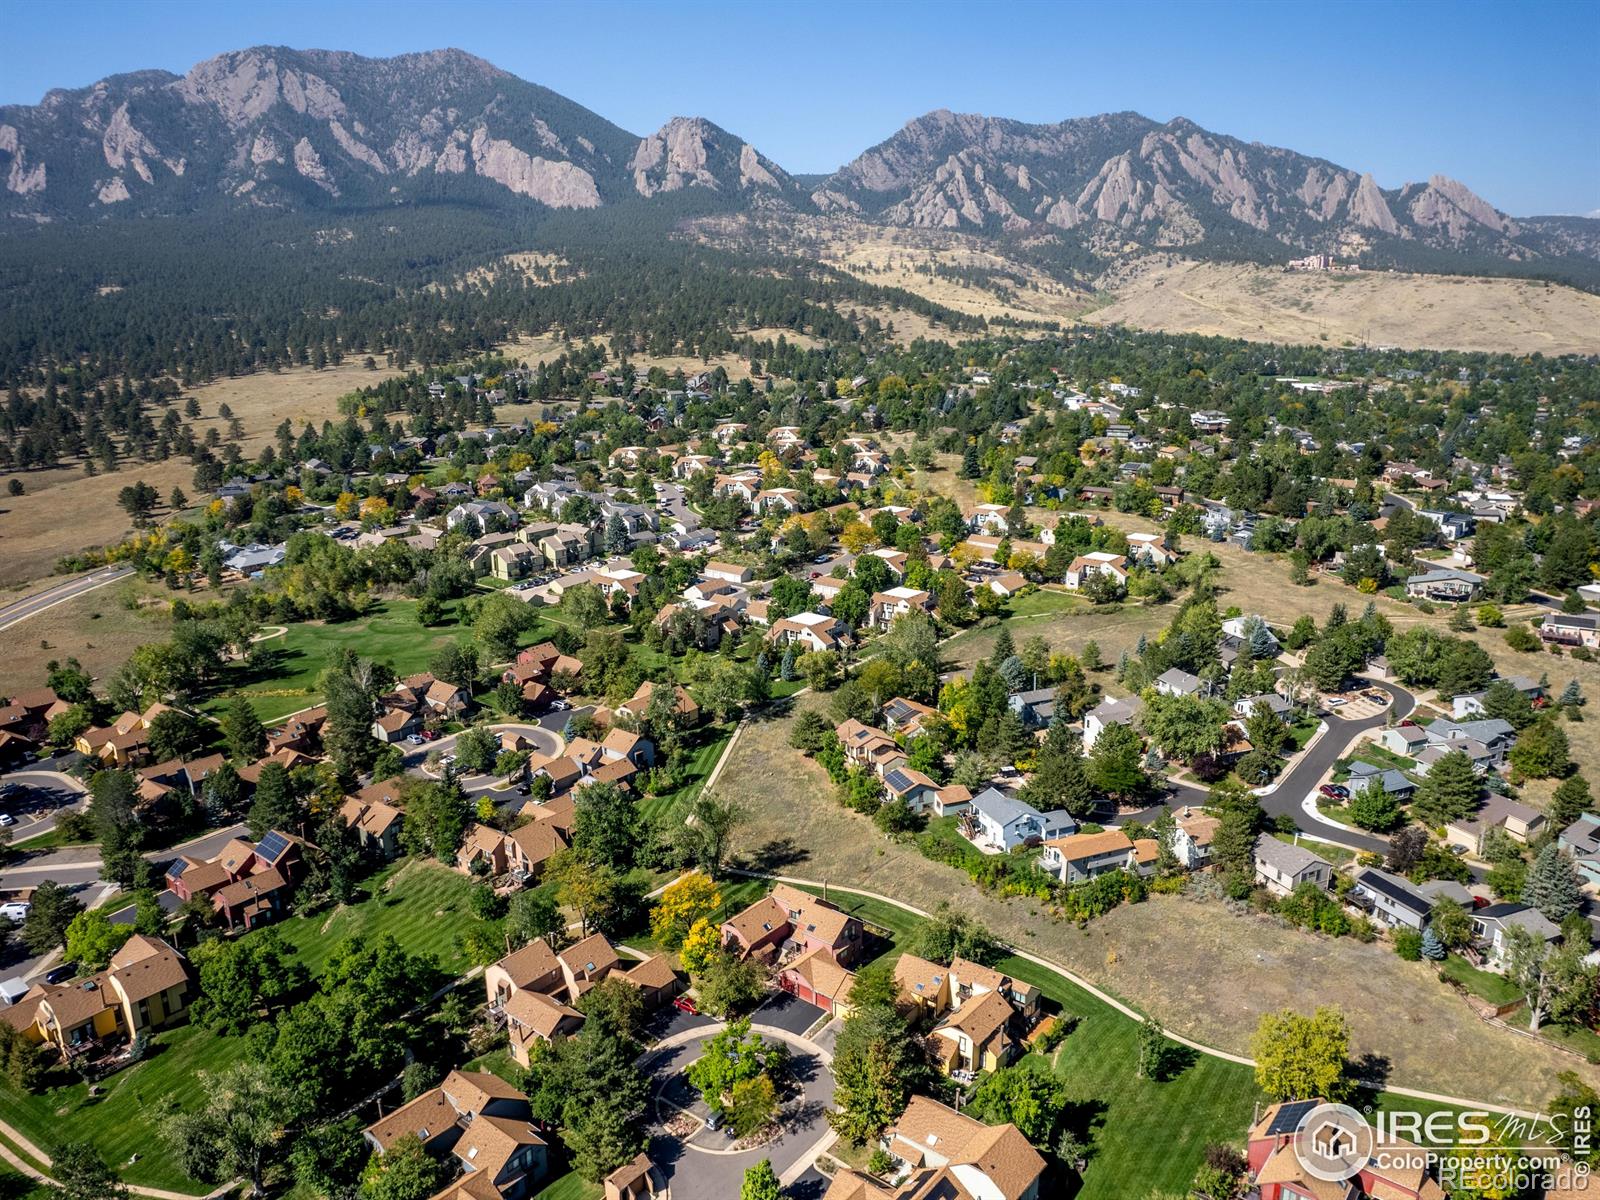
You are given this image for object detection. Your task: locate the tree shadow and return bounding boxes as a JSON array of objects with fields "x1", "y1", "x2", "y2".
[
  {"x1": 1151, "y1": 1042, "x2": 1198, "y2": 1082},
  {"x1": 1350, "y1": 1051, "x2": 1392, "y2": 1096},
  {"x1": 739, "y1": 837, "x2": 810, "y2": 872}
]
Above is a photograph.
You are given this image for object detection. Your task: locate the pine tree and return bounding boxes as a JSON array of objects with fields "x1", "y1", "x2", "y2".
[
  {"x1": 990, "y1": 627, "x2": 1015, "y2": 668},
  {"x1": 1524, "y1": 845, "x2": 1582, "y2": 923},
  {"x1": 780, "y1": 645, "x2": 796, "y2": 682},
  {"x1": 221, "y1": 695, "x2": 266, "y2": 762},
  {"x1": 1411, "y1": 750, "x2": 1480, "y2": 825},
  {"x1": 1022, "y1": 722, "x2": 1098, "y2": 819},
  {"x1": 1550, "y1": 774, "x2": 1593, "y2": 828},
  {"x1": 1082, "y1": 640, "x2": 1103, "y2": 671},
  {"x1": 1560, "y1": 679, "x2": 1584, "y2": 707},
  {"x1": 1419, "y1": 928, "x2": 1446, "y2": 961}
]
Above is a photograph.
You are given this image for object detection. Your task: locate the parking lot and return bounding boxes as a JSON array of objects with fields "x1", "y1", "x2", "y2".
[{"x1": 1321, "y1": 688, "x2": 1391, "y2": 720}]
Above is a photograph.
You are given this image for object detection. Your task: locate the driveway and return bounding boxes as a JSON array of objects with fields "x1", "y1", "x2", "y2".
[
  {"x1": 642, "y1": 1020, "x2": 837, "y2": 1200},
  {"x1": 402, "y1": 722, "x2": 565, "y2": 800},
  {"x1": 755, "y1": 991, "x2": 828, "y2": 1037}
]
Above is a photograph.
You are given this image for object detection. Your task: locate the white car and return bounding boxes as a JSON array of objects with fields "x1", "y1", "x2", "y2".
[
  {"x1": 0, "y1": 902, "x2": 28, "y2": 924},
  {"x1": 0, "y1": 813, "x2": 14, "y2": 827},
  {"x1": 405, "y1": 734, "x2": 425, "y2": 745}
]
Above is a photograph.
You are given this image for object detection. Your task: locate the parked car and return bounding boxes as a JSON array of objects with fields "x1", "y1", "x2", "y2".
[
  {"x1": 420, "y1": 730, "x2": 439, "y2": 741},
  {"x1": 813, "y1": 554, "x2": 831, "y2": 564},
  {"x1": 1325, "y1": 698, "x2": 1347, "y2": 708},
  {"x1": 671, "y1": 995, "x2": 698, "y2": 1015},
  {"x1": 1318, "y1": 784, "x2": 1349, "y2": 800},
  {"x1": 704, "y1": 1111, "x2": 722, "y2": 1131},
  {"x1": 0, "y1": 901, "x2": 28, "y2": 924},
  {"x1": 405, "y1": 734, "x2": 425, "y2": 745},
  {"x1": 0, "y1": 813, "x2": 14, "y2": 827},
  {"x1": 44, "y1": 963, "x2": 76, "y2": 984}
]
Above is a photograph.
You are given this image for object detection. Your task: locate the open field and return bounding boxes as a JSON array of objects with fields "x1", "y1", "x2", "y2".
[
  {"x1": 0, "y1": 859, "x2": 487, "y2": 1193},
  {"x1": 1085, "y1": 257, "x2": 1600, "y2": 356},
  {"x1": 0, "y1": 354, "x2": 414, "y2": 589},
  {"x1": 199, "y1": 597, "x2": 481, "y2": 724},
  {"x1": 0, "y1": 578, "x2": 173, "y2": 700},
  {"x1": 721, "y1": 693, "x2": 1594, "y2": 1108}
]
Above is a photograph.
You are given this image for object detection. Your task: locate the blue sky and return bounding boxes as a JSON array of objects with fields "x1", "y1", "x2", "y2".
[{"x1": 5, "y1": 0, "x2": 1597, "y2": 215}]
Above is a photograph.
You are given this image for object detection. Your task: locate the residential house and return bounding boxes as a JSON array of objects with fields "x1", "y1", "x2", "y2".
[
  {"x1": 932, "y1": 987, "x2": 1017, "y2": 1075},
  {"x1": 1082, "y1": 695, "x2": 1141, "y2": 751},
  {"x1": 965, "y1": 503, "x2": 1010, "y2": 534},
  {"x1": 719, "y1": 883, "x2": 864, "y2": 967},
  {"x1": 362, "y1": 1070, "x2": 547, "y2": 1198},
  {"x1": 1173, "y1": 807, "x2": 1221, "y2": 870},
  {"x1": 371, "y1": 708, "x2": 422, "y2": 743},
  {"x1": 1404, "y1": 567, "x2": 1485, "y2": 603},
  {"x1": 1063, "y1": 551, "x2": 1128, "y2": 591},
  {"x1": 702, "y1": 560, "x2": 753, "y2": 584},
  {"x1": 868, "y1": 587, "x2": 932, "y2": 629},
  {"x1": 882, "y1": 696, "x2": 938, "y2": 737},
  {"x1": 1443, "y1": 794, "x2": 1546, "y2": 856},
  {"x1": 5, "y1": 935, "x2": 192, "y2": 1059},
  {"x1": 616, "y1": 680, "x2": 700, "y2": 725},
  {"x1": 1246, "y1": 1098, "x2": 1445, "y2": 1200},
  {"x1": 777, "y1": 945, "x2": 857, "y2": 1015},
  {"x1": 1540, "y1": 612, "x2": 1600, "y2": 650},
  {"x1": 962, "y1": 788, "x2": 1075, "y2": 854},
  {"x1": 1125, "y1": 531, "x2": 1177, "y2": 568},
  {"x1": 1559, "y1": 814, "x2": 1600, "y2": 888},
  {"x1": 766, "y1": 611, "x2": 850, "y2": 654},
  {"x1": 446, "y1": 501, "x2": 519, "y2": 536},
  {"x1": 1039, "y1": 829, "x2": 1143, "y2": 884},
  {"x1": 1380, "y1": 724, "x2": 1431, "y2": 758},
  {"x1": 828, "y1": 1096, "x2": 1045, "y2": 1200},
  {"x1": 339, "y1": 782, "x2": 405, "y2": 859},
  {"x1": 1007, "y1": 687, "x2": 1057, "y2": 729},
  {"x1": 1155, "y1": 668, "x2": 1204, "y2": 698},
  {"x1": 1353, "y1": 867, "x2": 1433, "y2": 931},
  {"x1": 1472, "y1": 903, "x2": 1560, "y2": 972},
  {"x1": 1421, "y1": 717, "x2": 1515, "y2": 766},
  {"x1": 1253, "y1": 835, "x2": 1332, "y2": 897},
  {"x1": 1346, "y1": 762, "x2": 1416, "y2": 802}
]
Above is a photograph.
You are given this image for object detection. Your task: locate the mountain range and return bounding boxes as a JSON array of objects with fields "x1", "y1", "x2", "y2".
[{"x1": 3, "y1": 45, "x2": 1596, "y2": 280}]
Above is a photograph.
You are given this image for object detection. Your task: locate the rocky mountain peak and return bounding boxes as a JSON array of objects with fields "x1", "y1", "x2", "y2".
[{"x1": 630, "y1": 116, "x2": 792, "y2": 198}]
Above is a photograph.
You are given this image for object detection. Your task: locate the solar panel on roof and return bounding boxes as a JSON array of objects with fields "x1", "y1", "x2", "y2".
[
  {"x1": 1266, "y1": 1099, "x2": 1318, "y2": 1135},
  {"x1": 884, "y1": 769, "x2": 913, "y2": 792},
  {"x1": 256, "y1": 830, "x2": 290, "y2": 862},
  {"x1": 167, "y1": 859, "x2": 187, "y2": 878}
]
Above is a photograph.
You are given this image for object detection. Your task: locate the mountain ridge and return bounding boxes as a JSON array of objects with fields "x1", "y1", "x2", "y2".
[{"x1": 2, "y1": 45, "x2": 1595, "y2": 282}]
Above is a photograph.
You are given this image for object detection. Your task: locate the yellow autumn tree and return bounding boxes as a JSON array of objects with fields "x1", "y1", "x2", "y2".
[
  {"x1": 334, "y1": 492, "x2": 358, "y2": 519},
  {"x1": 679, "y1": 918, "x2": 722, "y2": 974},
  {"x1": 840, "y1": 522, "x2": 875, "y2": 554},
  {"x1": 649, "y1": 872, "x2": 722, "y2": 949}
]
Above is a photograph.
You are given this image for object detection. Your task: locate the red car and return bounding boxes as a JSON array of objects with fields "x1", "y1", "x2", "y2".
[
  {"x1": 672, "y1": 995, "x2": 699, "y2": 1016},
  {"x1": 1318, "y1": 783, "x2": 1349, "y2": 800}
]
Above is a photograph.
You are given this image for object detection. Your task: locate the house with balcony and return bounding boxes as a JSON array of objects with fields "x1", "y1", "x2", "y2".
[
  {"x1": 1540, "y1": 612, "x2": 1600, "y2": 650},
  {"x1": 719, "y1": 883, "x2": 864, "y2": 967},
  {"x1": 363, "y1": 1070, "x2": 548, "y2": 1199},
  {"x1": 961, "y1": 788, "x2": 1075, "y2": 854},
  {"x1": 827, "y1": 1096, "x2": 1044, "y2": 1200}
]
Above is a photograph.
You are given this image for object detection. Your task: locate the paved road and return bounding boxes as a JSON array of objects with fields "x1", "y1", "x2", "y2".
[
  {"x1": 1116, "y1": 679, "x2": 1417, "y2": 858},
  {"x1": 0, "y1": 567, "x2": 135, "y2": 633},
  {"x1": 643, "y1": 1021, "x2": 838, "y2": 1200},
  {"x1": 1, "y1": 770, "x2": 89, "y2": 837},
  {"x1": 0, "y1": 821, "x2": 247, "y2": 894},
  {"x1": 402, "y1": 721, "x2": 566, "y2": 801}
]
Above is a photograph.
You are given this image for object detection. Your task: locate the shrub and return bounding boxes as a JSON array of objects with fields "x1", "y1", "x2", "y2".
[
  {"x1": 1504, "y1": 626, "x2": 1540, "y2": 653},
  {"x1": 1393, "y1": 929, "x2": 1424, "y2": 961}
]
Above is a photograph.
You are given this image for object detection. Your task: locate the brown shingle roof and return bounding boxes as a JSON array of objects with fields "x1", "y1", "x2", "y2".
[{"x1": 493, "y1": 939, "x2": 560, "y2": 990}]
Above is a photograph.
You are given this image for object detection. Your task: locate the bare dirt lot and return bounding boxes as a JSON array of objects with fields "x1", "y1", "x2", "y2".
[
  {"x1": 1086, "y1": 258, "x2": 1600, "y2": 356},
  {"x1": 721, "y1": 695, "x2": 1594, "y2": 1108}
]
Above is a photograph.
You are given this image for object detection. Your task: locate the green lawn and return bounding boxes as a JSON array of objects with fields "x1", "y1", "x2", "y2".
[
  {"x1": 1006, "y1": 588, "x2": 1081, "y2": 618},
  {"x1": 533, "y1": 1173, "x2": 602, "y2": 1200},
  {"x1": 0, "y1": 1166, "x2": 49, "y2": 1200},
  {"x1": 0, "y1": 1020, "x2": 250, "y2": 1193},
  {"x1": 637, "y1": 723, "x2": 734, "y2": 824},
  {"x1": 1437, "y1": 954, "x2": 1521, "y2": 1006},
  {"x1": 11, "y1": 826, "x2": 94, "y2": 852},
  {"x1": 0, "y1": 859, "x2": 490, "y2": 1193},
  {"x1": 268, "y1": 857, "x2": 493, "y2": 978},
  {"x1": 1287, "y1": 716, "x2": 1322, "y2": 750},
  {"x1": 204, "y1": 598, "x2": 475, "y2": 723}
]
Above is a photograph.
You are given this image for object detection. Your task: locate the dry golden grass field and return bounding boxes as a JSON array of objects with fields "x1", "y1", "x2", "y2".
[
  {"x1": 1085, "y1": 258, "x2": 1600, "y2": 355},
  {"x1": 0, "y1": 578, "x2": 173, "y2": 697}
]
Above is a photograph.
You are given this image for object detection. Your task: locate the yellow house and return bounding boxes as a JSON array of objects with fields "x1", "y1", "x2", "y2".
[
  {"x1": 892, "y1": 953, "x2": 952, "y2": 1013},
  {"x1": 9, "y1": 935, "x2": 192, "y2": 1058}
]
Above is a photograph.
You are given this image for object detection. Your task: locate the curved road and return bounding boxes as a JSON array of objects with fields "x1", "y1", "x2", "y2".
[
  {"x1": 0, "y1": 567, "x2": 134, "y2": 633},
  {"x1": 402, "y1": 722, "x2": 565, "y2": 799},
  {"x1": 1117, "y1": 678, "x2": 1417, "y2": 858}
]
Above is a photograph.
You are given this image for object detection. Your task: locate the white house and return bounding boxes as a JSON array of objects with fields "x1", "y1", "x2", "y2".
[
  {"x1": 1064, "y1": 552, "x2": 1128, "y2": 591},
  {"x1": 963, "y1": 788, "x2": 1075, "y2": 854},
  {"x1": 1083, "y1": 695, "x2": 1141, "y2": 751}
]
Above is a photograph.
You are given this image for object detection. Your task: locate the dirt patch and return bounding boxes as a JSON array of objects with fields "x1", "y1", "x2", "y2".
[{"x1": 1086, "y1": 258, "x2": 1600, "y2": 356}]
